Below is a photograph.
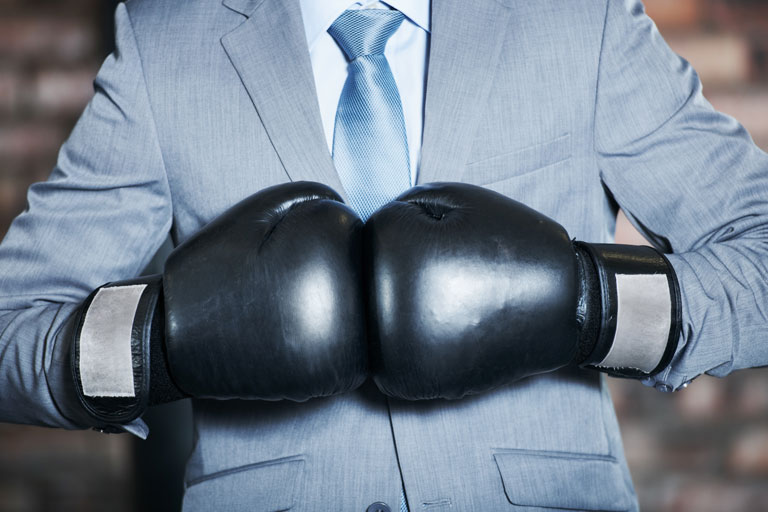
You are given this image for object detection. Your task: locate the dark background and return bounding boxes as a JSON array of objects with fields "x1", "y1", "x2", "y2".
[{"x1": 0, "y1": 0, "x2": 767, "y2": 510}]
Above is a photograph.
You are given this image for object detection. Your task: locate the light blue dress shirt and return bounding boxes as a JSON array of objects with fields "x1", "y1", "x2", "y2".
[{"x1": 300, "y1": 0, "x2": 430, "y2": 185}]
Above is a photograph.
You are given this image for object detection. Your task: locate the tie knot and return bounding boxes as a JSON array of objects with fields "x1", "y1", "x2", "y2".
[{"x1": 328, "y1": 9, "x2": 405, "y2": 61}]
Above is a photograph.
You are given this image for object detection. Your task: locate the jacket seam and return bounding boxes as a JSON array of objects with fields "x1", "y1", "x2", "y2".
[
  {"x1": 591, "y1": 0, "x2": 611, "y2": 160},
  {"x1": 122, "y1": 5, "x2": 175, "y2": 248}
]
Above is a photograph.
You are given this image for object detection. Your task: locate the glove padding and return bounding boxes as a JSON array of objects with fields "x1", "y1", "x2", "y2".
[
  {"x1": 69, "y1": 182, "x2": 367, "y2": 430},
  {"x1": 364, "y1": 182, "x2": 681, "y2": 400}
]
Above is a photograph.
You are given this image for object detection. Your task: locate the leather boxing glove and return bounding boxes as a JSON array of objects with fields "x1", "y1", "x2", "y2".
[
  {"x1": 66, "y1": 182, "x2": 366, "y2": 431},
  {"x1": 364, "y1": 182, "x2": 681, "y2": 400}
]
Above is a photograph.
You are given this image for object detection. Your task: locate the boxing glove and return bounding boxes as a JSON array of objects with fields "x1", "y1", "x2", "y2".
[
  {"x1": 67, "y1": 182, "x2": 366, "y2": 431},
  {"x1": 364, "y1": 182, "x2": 681, "y2": 400}
]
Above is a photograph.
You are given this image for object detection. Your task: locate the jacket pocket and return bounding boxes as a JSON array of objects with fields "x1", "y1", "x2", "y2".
[
  {"x1": 463, "y1": 133, "x2": 571, "y2": 185},
  {"x1": 183, "y1": 456, "x2": 305, "y2": 512},
  {"x1": 493, "y1": 449, "x2": 633, "y2": 511}
]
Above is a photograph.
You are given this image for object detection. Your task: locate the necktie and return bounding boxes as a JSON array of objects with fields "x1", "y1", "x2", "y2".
[
  {"x1": 330, "y1": 10, "x2": 412, "y2": 511},
  {"x1": 329, "y1": 9, "x2": 411, "y2": 221}
]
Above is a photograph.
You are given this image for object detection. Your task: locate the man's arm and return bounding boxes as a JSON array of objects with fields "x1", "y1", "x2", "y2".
[
  {"x1": 0, "y1": 4, "x2": 171, "y2": 433},
  {"x1": 595, "y1": 0, "x2": 768, "y2": 390}
]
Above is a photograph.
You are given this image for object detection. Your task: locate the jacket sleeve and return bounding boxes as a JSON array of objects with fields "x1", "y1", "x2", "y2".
[
  {"x1": 0, "y1": 3, "x2": 171, "y2": 434},
  {"x1": 594, "y1": 0, "x2": 768, "y2": 391}
]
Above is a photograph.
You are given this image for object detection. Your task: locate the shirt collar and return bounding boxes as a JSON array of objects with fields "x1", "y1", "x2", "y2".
[{"x1": 300, "y1": 0, "x2": 431, "y2": 51}]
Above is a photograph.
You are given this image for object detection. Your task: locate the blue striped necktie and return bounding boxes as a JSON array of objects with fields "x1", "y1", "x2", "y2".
[
  {"x1": 328, "y1": 9, "x2": 411, "y2": 221},
  {"x1": 330, "y1": 9, "x2": 412, "y2": 511}
]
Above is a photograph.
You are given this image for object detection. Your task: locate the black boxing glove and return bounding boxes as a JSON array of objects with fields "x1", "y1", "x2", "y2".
[
  {"x1": 364, "y1": 182, "x2": 681, "y2": 400},
  {"x1": 65, "y1": 182, "x2": 366, "y2": 431}
]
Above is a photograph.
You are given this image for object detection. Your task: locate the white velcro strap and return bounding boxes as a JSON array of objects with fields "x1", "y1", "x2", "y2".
[
  {"x1": 79, "y1": 284, "x2": 147, "y2": 397},
  {"x1": 596, "y1": 274, "x2": 671, "y2": 373}
]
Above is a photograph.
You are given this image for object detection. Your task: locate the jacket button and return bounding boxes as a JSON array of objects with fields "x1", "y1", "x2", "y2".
[{"x1": 366, "y1": 503, "x2": 391, "y2": 512}]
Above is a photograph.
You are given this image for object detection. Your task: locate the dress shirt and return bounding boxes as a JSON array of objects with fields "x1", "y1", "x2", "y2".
[{"x1": 299, "y1": 0, "x2": 430, "y2": 185}]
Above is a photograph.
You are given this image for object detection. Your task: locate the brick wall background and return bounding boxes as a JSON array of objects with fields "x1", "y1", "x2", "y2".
[{"x1": 0, "y1": 1, "x2": 766, "y2": 511}]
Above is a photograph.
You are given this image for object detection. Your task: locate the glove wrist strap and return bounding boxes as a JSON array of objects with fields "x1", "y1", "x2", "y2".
[
  {"x1": 574, "y1": 242, "x2": 682, "y2": 378},
  {"x1": 71, "y1": 275, "x2": 185, "y2": 430}
]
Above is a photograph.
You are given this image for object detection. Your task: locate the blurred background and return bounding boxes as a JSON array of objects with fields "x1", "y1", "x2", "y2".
[{"x1": 0, "y1": 0, "x2": 767, "y2": 511}]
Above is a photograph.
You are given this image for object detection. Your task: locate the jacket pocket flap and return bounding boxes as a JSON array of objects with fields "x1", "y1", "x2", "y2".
[
  {"x1": 464, "y1": 133, "x2": 571, "y2": 185},
  {"x1": 494, "y1": 450, "x2": 633, "y2": 511},
  {"x1": 184, "y1": 457, "x2": 305, "y2": 512}
]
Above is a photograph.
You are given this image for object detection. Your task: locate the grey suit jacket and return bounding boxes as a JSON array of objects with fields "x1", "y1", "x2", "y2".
[{"x1": 1, "y1": 0, "x2": 767, "y2": 510}]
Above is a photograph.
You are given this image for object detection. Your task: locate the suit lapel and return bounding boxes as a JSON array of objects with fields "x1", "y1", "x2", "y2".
[
  {"x1": 221, "y1": 0, "x2": 513, "y2": 193},
  {"x1": 220, "y1": 0, "x2": 347, "y2": 199},
  {"x1": 418, "y1": 0, "x2": 513, "y2": 186}
]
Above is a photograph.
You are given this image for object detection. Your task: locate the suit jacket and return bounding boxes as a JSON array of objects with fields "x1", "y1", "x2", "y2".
[{"x1": 1, "y1": 0, "x2": 767, "y2": 510}]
